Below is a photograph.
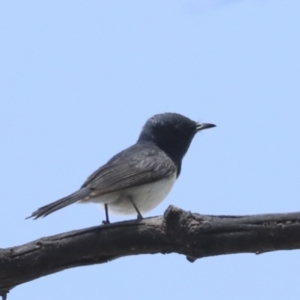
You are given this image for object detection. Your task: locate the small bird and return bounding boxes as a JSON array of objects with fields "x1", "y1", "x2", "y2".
[{"x1": 27, "y1": 113, "x2": 216, "y2": 223}]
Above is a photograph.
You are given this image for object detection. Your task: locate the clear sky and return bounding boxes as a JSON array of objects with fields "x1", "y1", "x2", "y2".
[{"x1": 1, "y1": 1, "x2": 300, "y2": 299}]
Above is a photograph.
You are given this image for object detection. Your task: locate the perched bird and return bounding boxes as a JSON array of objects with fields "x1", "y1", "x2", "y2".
[{"x1": 27, "y1": 113, "x2": 216, "y2": 223}]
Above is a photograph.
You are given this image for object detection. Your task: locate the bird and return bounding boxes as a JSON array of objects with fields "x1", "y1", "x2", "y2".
[{"x1": 27, "y1": 113, "x2": 216, "y2": 223}]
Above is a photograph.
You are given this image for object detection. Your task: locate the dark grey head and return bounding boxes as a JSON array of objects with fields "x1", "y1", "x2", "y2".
[{"x1": 138, "y1": 113, "x2": 216, "y2": 173}]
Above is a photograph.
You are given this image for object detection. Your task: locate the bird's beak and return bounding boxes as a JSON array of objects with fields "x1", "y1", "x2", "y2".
[{"x1": 196, "y1": 123, "x2": 216, "y2": 131}]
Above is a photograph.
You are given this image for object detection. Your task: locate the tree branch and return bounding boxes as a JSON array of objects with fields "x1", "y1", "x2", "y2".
[{"x1": 1, "y1": 205, "x2": 300, "y2": 298}]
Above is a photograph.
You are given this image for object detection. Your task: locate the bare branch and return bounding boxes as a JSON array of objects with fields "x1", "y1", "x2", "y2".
[{"x1": 1, "y1": 205, "x2": 300, "y2": 297}]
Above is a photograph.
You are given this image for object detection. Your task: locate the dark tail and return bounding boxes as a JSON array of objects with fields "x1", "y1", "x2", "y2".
[{"x1": 26, "y1": 188, "x2": 91, "y2": 219}]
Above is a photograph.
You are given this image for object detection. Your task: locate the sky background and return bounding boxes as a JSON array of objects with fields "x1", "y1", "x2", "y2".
[{"x1": 1, "y1": 0, "x2": 300, "y2": 299}]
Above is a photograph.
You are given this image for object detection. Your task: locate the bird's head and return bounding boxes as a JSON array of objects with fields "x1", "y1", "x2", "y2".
[{"x1": 138, "y1": 113, "x2": 216, "y2": 166}]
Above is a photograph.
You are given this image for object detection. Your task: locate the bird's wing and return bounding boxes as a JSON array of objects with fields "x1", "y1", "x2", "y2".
[
  {"x1": 27, "y1": 144, "x2": 176, "y2": 219},
  {"x1": 81, "y1": 147, "x2": 176, "y2": 199}
]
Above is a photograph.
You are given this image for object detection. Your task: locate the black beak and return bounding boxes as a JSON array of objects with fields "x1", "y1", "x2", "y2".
[{"x1": 196, "y1": 123, "x2": 216, "y2": 131}]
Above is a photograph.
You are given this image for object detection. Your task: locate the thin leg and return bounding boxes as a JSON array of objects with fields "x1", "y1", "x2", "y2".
[
  {"x1": 129, "y1": 197, "x2": 143, "y2": 220},
  {"x1": 103, "y1": 204, "x2": 110, "y2": 224}
]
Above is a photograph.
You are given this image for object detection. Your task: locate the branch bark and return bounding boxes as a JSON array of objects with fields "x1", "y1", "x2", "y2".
[{"x1": 1, "y1": 205, "x2": 300, "y2": 299}]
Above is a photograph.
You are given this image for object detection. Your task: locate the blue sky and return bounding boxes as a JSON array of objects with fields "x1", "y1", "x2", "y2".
[{"x1": 1, "y1": 1, "x2": 300, "y2": 299}]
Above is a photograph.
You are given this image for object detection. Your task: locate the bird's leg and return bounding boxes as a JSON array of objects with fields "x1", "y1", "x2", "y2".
[
  {"x1": 129, "y1": 197, "x2": 143, "y2": 220},
  {"x1": 102, "y1": 204, "x2": 110, "y2": 224}
]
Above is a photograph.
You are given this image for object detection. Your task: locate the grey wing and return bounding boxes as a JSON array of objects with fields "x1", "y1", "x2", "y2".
[
  {"x1": 81, "y1": 154, "x2": 176, "y2": 200},
  {"x1": 27, "y1": 145, "x2": 176, "y2": 219}
]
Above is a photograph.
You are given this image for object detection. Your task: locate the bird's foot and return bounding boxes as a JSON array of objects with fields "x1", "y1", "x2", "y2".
[{"x1": 137, "y1": 214, "x2": 143, "y2": 220}]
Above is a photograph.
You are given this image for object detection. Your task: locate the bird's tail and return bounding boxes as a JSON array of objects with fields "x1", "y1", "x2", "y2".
[{"x1": 26, "y1": 188, "x2": 91, "y2": 220}]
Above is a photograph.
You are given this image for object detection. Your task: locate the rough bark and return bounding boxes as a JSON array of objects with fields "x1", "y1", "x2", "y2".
[{"x1": 1, "y1": 205, "x2": 300, "y2": 299}]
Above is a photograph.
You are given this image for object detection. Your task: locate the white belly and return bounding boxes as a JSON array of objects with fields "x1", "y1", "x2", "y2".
[{"x1": 85, "y1": 173, "x2": 176, "y2": 216}]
